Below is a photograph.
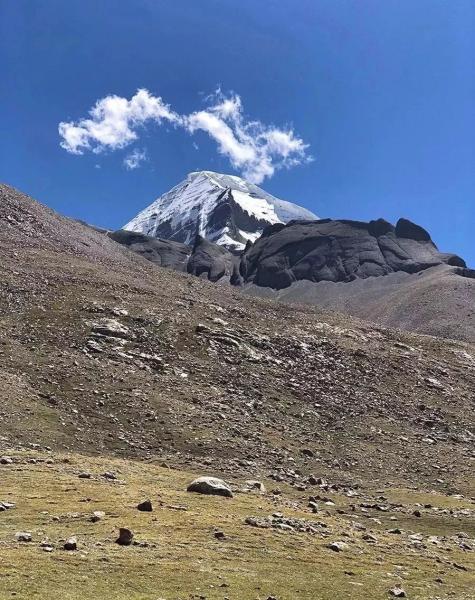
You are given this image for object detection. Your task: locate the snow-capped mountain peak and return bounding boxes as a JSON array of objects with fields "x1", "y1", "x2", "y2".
[{"x1": 123, "y1": 171, "x2": 318, "y2": 251}]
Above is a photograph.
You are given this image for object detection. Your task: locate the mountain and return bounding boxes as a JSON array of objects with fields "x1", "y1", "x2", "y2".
[
  {"x1": 123, "y1": 170, "x2": 318, "y2": 251},
  {"x1": 114, "y1": 212, "x2": 474, "y2": 342},
  {"x1": 241, "y1": 218, "x2": 474, "y2": 342},
  {"x1": 1, "y1": 183, "x2": 475, "y2": 599}
]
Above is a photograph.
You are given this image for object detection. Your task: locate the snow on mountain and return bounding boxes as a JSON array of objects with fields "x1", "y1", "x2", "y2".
[{"x1": 123, "y1": 171, "x2": 318, "y2": 251}]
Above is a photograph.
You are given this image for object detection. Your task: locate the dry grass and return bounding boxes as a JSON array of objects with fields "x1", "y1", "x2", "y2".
[{"x1": 0, "y1": 451, "x2": 473, "y2": 600}]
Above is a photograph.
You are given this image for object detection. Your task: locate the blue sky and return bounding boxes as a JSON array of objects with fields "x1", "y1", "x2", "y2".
[{"x1": 1, "y1": 0, "x2": 474, "y2": 264}]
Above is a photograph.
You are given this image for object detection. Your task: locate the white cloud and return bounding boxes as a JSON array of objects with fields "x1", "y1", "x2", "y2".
[
  {"x1": 185, "y1": 90, "x2": 311, "y2": 183},
  {"x1": 59, "y1": 87, "x2": 311, "y2": 183},
  {"x1": 59, "y1": 89, "x2": 179, "y2": 154},
  {"x1": 123, "y1": 148, "x2": 148, "y2": 170}
]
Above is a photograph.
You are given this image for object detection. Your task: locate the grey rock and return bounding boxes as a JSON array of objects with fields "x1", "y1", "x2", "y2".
[
  {"x1": 90, "y1": 511, "x2": 105, "y2": 522},
  {"x1": 240, "y1": 218, "x2": 465, "y2": 290},
  {"x1": 187, "y1": 476, "x2": 233, "y2": 498},
  {"x1": 15, "y1": 532, "x2": 32, "y2": 542},
  {"x1": 243, "y1": 480, "x2": 266, "y2": 494},
  {"x1": 389, "y1": 587, "x2": 407, "y2": 598},
  {"x1": 327, "y1": 541, "x2": 349, "y2": 552}
]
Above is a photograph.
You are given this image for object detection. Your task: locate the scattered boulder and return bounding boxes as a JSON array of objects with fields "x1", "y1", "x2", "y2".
[
  {"x1": 78, "y1": 472, "x2": 92, "y2": 479},
  {"x1": 15, "y1": 532, "x2": 32, "y2": 542},
  {"x1": 63, "y1": 536, "x2": 77, "y2": 551},
  {"x1": 0, "y1": 456, "x2": 13, "y2": 465},
  {"x1": 91, "y1": 319, "x2": 130, "y2": 339},
  {"x1": 389, "y1": 587, "x2": 407, "y2": 598},
  {"x1": 243, "y1": 480, "x2": 266, "y2": 494},
  {"x1": 90, "y1": 511, "x2": 105, "y2": 522},
  {"x1": 116, "y1": 528, "x2": 134, "y2": 546},
  {"x1": 137, "y1": 499, "x2": 153, "y2": 512},
  {"x1": 187, "y1": 476, "x2": 233, "y2": 498},
  {"x1": 327, "y1": 541, "x2": 349, "y2": 552}
]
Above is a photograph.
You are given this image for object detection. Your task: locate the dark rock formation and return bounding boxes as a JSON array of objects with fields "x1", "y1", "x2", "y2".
[
  {"x1": 187, "y1": 235, "x2": 237, "y2": 283},
  {"x1": 240, "y1": 218, "x2": 466, "y2": 290},
  {"x1": 108, "y1": 230, "x2": 191, "y2": 271}
]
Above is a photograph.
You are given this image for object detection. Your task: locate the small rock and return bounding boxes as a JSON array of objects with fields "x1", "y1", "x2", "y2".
[
  {"x1": 15, "y1": 532, "x2": 32, "y2": 542},
  {"x1": 90, "y1": 511, "x2": 105, "y2": 522},
  {"x1": 243, "y1": 480, "x2": 266, "y2": 494},
  {"x1": 102, "y1": 471, "x2": 117, "y2": 480},
  {"x1": 78, "y1": 472, "x2": 92, "y2": 479},
  {"x1": 0, "y1": 456, "x2": 13, "y2": 465},
  {"x1": 137, "y1": 500, "x2": 153, "y2": 512},
  {"x1": 389, "y1": 587, "x2": 406, "y2": 598},
  {"x1": 116, "y1": 528, "x2": 134, "y2": 546},
  {"x1": 327, "y1": 541, "x2": 348, "y2": 552},
  {"x1": 64, "y1": 536, "x2": 77, "y2": 551},
  {"x1": 214, "y1": 530, "x2": 226, "y2": 540}
]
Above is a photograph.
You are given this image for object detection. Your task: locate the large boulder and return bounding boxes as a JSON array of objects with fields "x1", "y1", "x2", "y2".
[{"x1": 187, "y1": 476, "x2": 233, "y2": 498}]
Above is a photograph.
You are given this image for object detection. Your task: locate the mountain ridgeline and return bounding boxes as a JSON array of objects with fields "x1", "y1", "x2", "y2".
[{"x1": 117, "y1": 172, "x2": 473, "y2": 342}]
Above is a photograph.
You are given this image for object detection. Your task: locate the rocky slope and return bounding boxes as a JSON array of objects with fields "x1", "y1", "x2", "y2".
[
  {"x1": 113, "y1": 214, "x2": 474, "y2": 342},
  {"x1": 123, "y1": 170, "x2": 318, "y2": 251},
  {"x1": 0, "y1": 183, "x2": 474, "y2": 496}
]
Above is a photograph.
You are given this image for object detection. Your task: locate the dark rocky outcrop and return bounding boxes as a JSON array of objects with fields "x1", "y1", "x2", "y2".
[
  {"x1": 108, "y1": 230, "x2": 191, "y2": 271},
  {"x1": 186, "y1": 235, "x2": 237, "y2": 283},
  {"x1": 239, "y1": 218, "x2": 466, "y2": 290}
]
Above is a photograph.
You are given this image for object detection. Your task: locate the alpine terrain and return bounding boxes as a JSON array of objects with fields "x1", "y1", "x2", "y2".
[
  {"x1": 119, "y1": 173, "x2": 475, "y2": 343},
  {"x1": 0, "y1": 182, "x2": 474, "y2": 600},
  {"x1": 124, "y1": 170, "x2": 318, "y2": 251}
]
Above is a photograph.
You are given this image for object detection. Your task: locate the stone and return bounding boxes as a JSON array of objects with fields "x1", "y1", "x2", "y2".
[
  {"x1": 243, "y1": 480, "x2": 266, "y2": 494},
  {"x1": 187, "y1": 476, "x2": 233, "y2": 498},
  {"x1": 214, "y1": 530, "x2": 226, "y2": 540},
  {"x1": 389, "y1": 587, "x2": 406, "y2": 598},
  {"x1": 91, "y1": 318, "x2": 130, "y2": 339},
  {"x1": 15, "y1": 532, "x2": 32, "y2": 542},
  {"x1": 78, "y1": 472, "x2": 92, "y2": 479},
  {"x1": 63, "y1": 537, "x2": 77, "y2": 551},
  {"x1": 116, "y1": 528, "x2": 134, "y2": 546},
  {"x1": 137, "y1": 499, "x2": 153, "y2": 512},
  {"x1": 327, "y1": 541, "x2": 348, "y2": 552},
  {"x1": 102, "y1": 471, "x2": 117, "y2": 480},
  {"x1": 308, "y1": 501, "x2": 319, "y2": 513},
  {"x1": 0, "y1": 456, "x2": 13, "y2": 465},
  {"x1": 90, "y1": 511, "x2": 105, "y2": 522}
]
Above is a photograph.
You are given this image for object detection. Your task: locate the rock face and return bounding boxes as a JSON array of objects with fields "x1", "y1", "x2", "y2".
[
  {"x1": 108, "y1": 230, "x2": 191, "y2": 272},
  {"x1": 187, "y1": 476, "x2": 233, "y2": 498},
  {"x1": 186, "y1": 235, "x2": 238, "y2": 283},
  {"x1": 240, "y1": 218, "x2": 465, "y2": 289},
  {"x1": 123, "y1": 171, "x2": 318, "y2": 252}
]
